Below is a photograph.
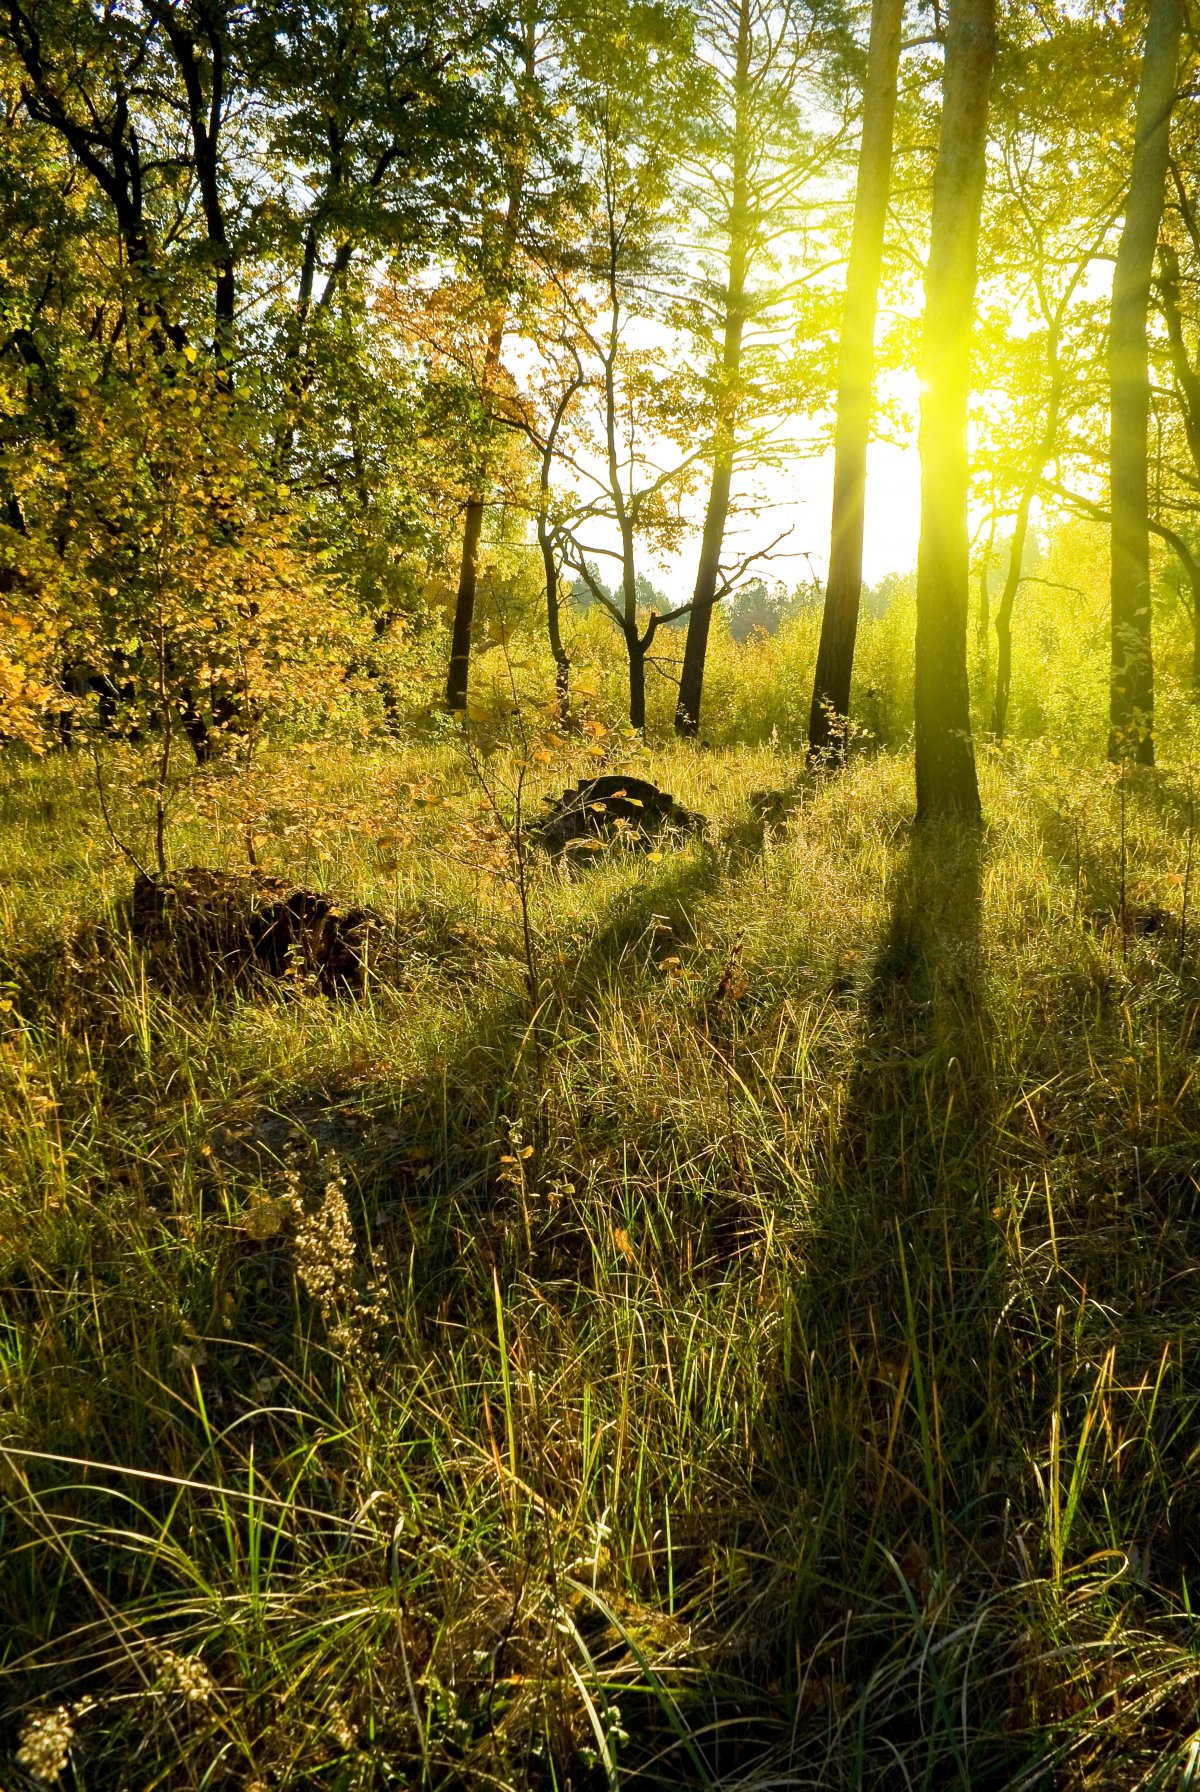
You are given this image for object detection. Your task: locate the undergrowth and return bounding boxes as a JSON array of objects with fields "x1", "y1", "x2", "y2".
[{"x1": 3, "y1": 737, "x2": 1200, "y2": 1789}]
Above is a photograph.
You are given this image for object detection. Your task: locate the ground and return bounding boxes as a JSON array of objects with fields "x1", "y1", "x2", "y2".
[{"x1": 2, "y1": 735, "x2": 1200, "y2": 1790}]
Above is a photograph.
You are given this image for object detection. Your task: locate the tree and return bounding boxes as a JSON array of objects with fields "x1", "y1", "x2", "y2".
[
  {"x1": 1148, "y1": 86, "x2": 1200, "y2": 696},
  {"x1": 807, "y1": 0, "x2": 904, "y2": 763},
  {"x1": 912, "y1": 0, "x2": 995, "y2": 822},
  {"x1": 442, "y1": 6, "x2": 557, "y2": 714},
  {"x1": 1108, "y1": 0, "x2": 1183, "y2": 764},
  {"x1": 976, "y1": 11, "x2": 1127, "y2": 740},
  {"x1": 674, "y1": 0, "x2": 849, "y2": 738},
  {"x1": 543, "y1": 0, "x2": 707, "y2": 729},
  {"x1": 483, "y1": 271, "x2": 590, "y2": 722},
  {"x1": 0, "y1": 0, "x2": 513, "y2": 745}
]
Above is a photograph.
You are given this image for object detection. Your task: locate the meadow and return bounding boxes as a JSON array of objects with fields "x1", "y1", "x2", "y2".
[{"x1": 4, "y1": 591, "x2": 1200, "y2": 1792}]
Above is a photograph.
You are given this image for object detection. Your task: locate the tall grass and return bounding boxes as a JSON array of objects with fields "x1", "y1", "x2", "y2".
[{"x1": 3, "y1": 733, "x2": 1200, "y2": 1789}]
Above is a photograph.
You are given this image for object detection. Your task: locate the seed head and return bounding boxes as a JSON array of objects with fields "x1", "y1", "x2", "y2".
[{"x1": 16, "y1": 1706, "x2": 75, "y2": 1783}]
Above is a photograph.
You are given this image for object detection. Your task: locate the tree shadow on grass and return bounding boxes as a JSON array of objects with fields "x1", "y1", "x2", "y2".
[
  {"x1": 760, "y1": 820, "x2": 1043, "y2": 1789},
  {"x1": 802, "y1": 818, "x2": 992, "y2": 1337}
]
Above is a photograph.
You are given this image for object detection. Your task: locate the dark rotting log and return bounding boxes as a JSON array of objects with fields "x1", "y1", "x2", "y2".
[
  {"x1": 126, "y1": 867, "x2": 382, "y2": 995},
  {"x1": 529, "y1": 775, "x2": 706, "y2": 861}
]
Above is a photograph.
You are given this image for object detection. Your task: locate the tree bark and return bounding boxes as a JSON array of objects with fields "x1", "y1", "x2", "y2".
[
  {"x1": 540, "y1": 514, "x2": 570, "y2": 727},
  {"x1": 807, "y1": 0, "x2": 905, "y2": 764},
  {"x1": 976, "y1": 518, "x2": 995, "y2": 669},
  {"x1": 627, "y1": 629, "x2": 647, "y2": 731},
  {"x1": 1146, "y1": 520, "x2": 1200, "y2": 700},
  {"x1": 1157, "y1": 240, "x2": 1200, "y2": 471},
  {"x1": 675, "y1": 0, "x2": 753, "y2": 739},
  {"x1": 152, "y1": 0, "x2": 234, "y2": 358},
  {"x1": 445, "y1": 490, "x2": 488, "y2": 713},
  {"x1": 989, "y1": 503, "x2": 1029, "y2": 746},
  {"x1": 1154, "y1": 241, "x2": 1200, "y2": 699},
  {"x1": 444, "y1": 286, "x2": 515, "y2": 715},
  {"x1": 9, "y1": 10, "x2": 186, "y2": 352},
  {"x1": 913, "y1": 0, "x2": 995, "y2": 823},
  {"x1": 1108, "y1": 0, "x2": 1182, "y2": 765},
  {"x1": 536, "y1": 377, "x2": 581, "y2": 726}
]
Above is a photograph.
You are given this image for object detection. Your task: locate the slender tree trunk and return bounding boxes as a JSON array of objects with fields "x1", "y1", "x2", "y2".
[
  {"x1": 807, "y1": 0, "x2": 905, "y2": 764},
  {"x1": 1149, "y1": 523, "x2": 1200, "y2": 700},
  {"x1": 1109, "y1": 0, "x2": 1182, "y2": 765},
  {"x1": 627, "y1": 630, "x2": 647, "y2": 731},
  {"x1": 444, "y1": 9, "x2": 538, "y2": 715},
  {"x1": 977, "y1": 523, "x2": 994, "y2": 640},
  {"x1": 675, "y1": 0, "x2": 753, "y2": 739},
  {"x1": 1157, "y1": 241, "x2": 1200, "y2": 469},
  {"x1": 153, "y1": 1, "x2": 234, "y2": 359},
  {"x1": 1155, "y1": 242, "x2": 1200, "y2": 699},
  {"x1": 972, "y1": 523, "x2": 995, "y2": 716},
  {"x1": 990, "y1": 361, "x2": 1065, "y2": 740},
  {"x1": 913, "y1": 0, "x2": 995, "y2": 823},
  {"x1": 673, "y1": 363, "x2": 739, "y2": 737},
  {"x1": 618, "y1": 500, "x2": 646, "y2": 727},
  {"x1": 537, "y1": 379, "x2": 581, "y2": 727},
  {"x1": 540, "y1": 518, "x2": 570, "y2": 727},
  {"x1": 989, "y1": 500, "x2": 1031, "y2": 744},
  {"x1": 445, "y1": 310, "x2": 507, "y2": 713},
  {"x1": 272, "y1": 226, "x2": 317, "y2": 472}
]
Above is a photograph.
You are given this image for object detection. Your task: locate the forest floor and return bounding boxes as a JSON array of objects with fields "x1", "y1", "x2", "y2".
[{"x1": 3, "y1": 736, "x2": 1200, "y2": 1790}]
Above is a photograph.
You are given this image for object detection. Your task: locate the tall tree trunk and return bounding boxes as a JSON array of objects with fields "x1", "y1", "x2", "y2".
[
  {"x1": 1155, "y1": 241, "x2": 1200, "y2": 699},
  {"x1": 444, "y1": 8, "x2": 538, "y2": 716},
  {"x1": 1145, "y1": 520, "x2": 1200, "y2": 700},
  {"x1": 807, "y1": 0, "x2": 905, "y2": 764},
  {"x1": 153, "y1": 0, "x2": 234, "y2": 359},
  {"x1": 445, "y1": 490, "x2": 486, "y2": 715},
  {"x1": 1157, "y1": 240, "x2": 1200, "y2": 470},
  {"x1": 1109, "y1": 0, "x2": 1182, "y2": 765},
  {"x1": 618, "y1": 501, "x2": 645, "y2": 727},
  {"x1": 913, "y1": 0, "x2": 995, "y2": 823},
  {"x1": 675, "y1": 0, "x2": 753, "y2": 739},
  {"x1": 976, "y1": 518, "x2": 995, "y2": 666}
]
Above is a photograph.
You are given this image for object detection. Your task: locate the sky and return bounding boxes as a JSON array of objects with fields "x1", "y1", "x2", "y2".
[{"x1": 628, "y1": 421, "x2": 925, "y2": 607}]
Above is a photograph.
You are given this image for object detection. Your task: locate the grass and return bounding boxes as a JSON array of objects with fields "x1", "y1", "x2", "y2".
[{"x1": 3, "y1": 731, "x2": 1200, "y2": 1789}]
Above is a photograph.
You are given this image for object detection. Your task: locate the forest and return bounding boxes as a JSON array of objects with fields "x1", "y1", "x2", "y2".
[{"x1": 4, "y1": 0, "x2": 1200, "y2": 1785}]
